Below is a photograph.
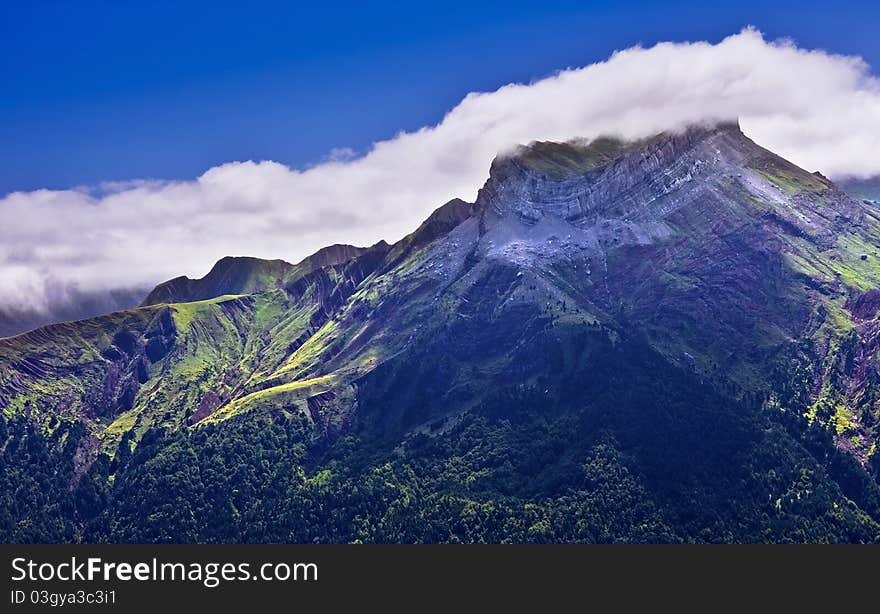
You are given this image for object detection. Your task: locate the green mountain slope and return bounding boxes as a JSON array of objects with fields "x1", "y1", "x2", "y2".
[{"x1": 3, "y1": 122, "x2": 880, "y2": 543}]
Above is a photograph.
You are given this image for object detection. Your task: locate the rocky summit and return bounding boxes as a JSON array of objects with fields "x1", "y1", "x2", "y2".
[{"x1": 3, "y1": 122, "x2": 880, "y2": 543}]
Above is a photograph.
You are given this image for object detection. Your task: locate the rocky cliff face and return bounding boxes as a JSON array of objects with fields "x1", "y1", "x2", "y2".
[
  {"x1": 477, "y1": 122, "x2": 856, "y2": 250},
  {"x1": 479, "y1": 126, "x2": 715, "y2": 226}
]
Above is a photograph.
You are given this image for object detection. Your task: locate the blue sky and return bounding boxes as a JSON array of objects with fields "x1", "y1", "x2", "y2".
[{"x1": 2, "y1": 0, "x2": 879, "y2": 194}]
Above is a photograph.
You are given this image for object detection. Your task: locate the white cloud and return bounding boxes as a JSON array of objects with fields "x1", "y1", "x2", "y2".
[{"x1": 3, "y1": 27, "x2": 880, "y2": 312}]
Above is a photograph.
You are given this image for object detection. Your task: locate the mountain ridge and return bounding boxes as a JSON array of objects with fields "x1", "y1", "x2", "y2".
[{"x1": 141, "y1": 243, "x2": 371, "y2": 307}]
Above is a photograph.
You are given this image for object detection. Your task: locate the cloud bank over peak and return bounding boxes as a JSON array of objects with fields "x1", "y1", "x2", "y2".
[{"x1": 3, "y1": 27, "x2": 880, "y2": 314}]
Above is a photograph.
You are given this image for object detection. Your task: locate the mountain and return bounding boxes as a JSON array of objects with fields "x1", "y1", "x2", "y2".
[
  {"x1": 3, "y1": 122, "x2": 880, "y2": 543},
  {"x1": 840, "y1": 176, "x2": 880, "y2": 204}
]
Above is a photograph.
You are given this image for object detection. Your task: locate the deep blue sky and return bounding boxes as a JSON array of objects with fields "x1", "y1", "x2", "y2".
[{"x1": 2, "y1": 0, "x2": 878, "y2": 194}]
